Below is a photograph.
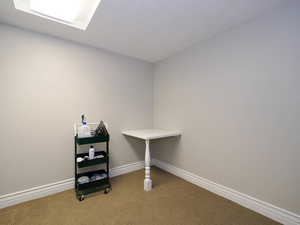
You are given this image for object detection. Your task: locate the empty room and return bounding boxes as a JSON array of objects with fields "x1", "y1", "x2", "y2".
[{"x1": 0, "y1": 0, "x2": 299, "y2": 224}]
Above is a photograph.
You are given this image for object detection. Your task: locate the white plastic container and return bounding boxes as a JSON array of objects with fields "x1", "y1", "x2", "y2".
[
  {"x1": 77, "y1": 123, "x2": 91, "y2": 138},
  {"x1": 89, "y1": 146, "x2": 95, "y2": 160},
  {"x1": 77, "y1": 114, "x2": 92, "y2": 138}
]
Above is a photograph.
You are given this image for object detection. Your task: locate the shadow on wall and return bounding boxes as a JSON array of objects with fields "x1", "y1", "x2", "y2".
[
  {"x1": 151, "y1": 136, "x2": 182, "y2": 162},
  {"x1": 123, "y1": 136, "x2": 147, "y2": 159}
]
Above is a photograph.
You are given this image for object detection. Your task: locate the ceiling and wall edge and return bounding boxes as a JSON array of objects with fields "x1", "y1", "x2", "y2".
[
  {"x1": 0, "y1": 0, "x2": 288, "y2": 66},
  {"x1": 0, "y1": 22, "x2": 154, "y2": 65}
]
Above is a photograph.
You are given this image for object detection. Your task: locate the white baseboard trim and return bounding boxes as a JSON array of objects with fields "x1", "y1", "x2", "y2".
[
  {"x1": 152, "y1": 159, "x2": 300, "y2": 225},
  {"x1": 0, "y1": 161, "x2": 144, "y2": 209},
  {"x1": 2, "y1": 159, "x2": 298, "y2": 225},
  {"x1": 110, "y1": 161, "x2": 144, "y2": 178},
  {"x1": 0, "y1": 178, "x2": 74, "y2": 209}
]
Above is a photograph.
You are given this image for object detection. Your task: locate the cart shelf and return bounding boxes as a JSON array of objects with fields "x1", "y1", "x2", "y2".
[
  {"x1": 77, "y1": 151, "x2": 107, "y2": 168},
  {"x1": 75, "y1": 133, "x2": 111, "y2": 201},
  {"x1": 76, "y1": 169, "x2": 109, "y2": 191},
  {"x1": 76, "y1": 136, "x2": 109, "y2": 145},
  {"x1": 76, "y1": 169, "x2": 108, "y2": 178},
  {"x1": 77, "y1": 178, "x2": 109, "y2": 191}
]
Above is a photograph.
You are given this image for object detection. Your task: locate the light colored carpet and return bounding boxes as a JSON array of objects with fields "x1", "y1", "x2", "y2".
[{"x1": 0, "y1": 167, "x2": 280, "y2": 225}]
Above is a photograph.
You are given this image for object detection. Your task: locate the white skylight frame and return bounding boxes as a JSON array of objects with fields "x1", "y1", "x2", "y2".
[{"x1": 13, "y1": 0, "x2": 102, "y2": 30}]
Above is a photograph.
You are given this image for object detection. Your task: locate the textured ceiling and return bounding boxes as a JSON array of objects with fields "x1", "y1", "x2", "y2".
[{"x1": 0, "y1": 0, "x2": 291, "y2": 62}]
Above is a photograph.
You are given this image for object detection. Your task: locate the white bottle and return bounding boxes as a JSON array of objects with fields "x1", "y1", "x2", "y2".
[{"x1": 89, "y1": 146, "x2": 95, "y2": 160}]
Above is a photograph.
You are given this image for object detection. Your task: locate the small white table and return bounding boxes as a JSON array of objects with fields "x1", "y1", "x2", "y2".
[{"x1": 122, "y1": 129, "x2": 181, "y2": 191}]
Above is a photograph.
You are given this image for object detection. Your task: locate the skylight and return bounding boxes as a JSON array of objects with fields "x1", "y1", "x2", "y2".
[{"x1": 13, "y1": 0, "x2": 102, "y2": 30}]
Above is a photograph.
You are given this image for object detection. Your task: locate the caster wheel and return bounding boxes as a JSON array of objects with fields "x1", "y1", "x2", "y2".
[
  {"x1": 104, "y1": 187, "x2": 111, "y2": 194},
  {"x1": 78, "y1": 194, "x2": 85, "y2": 201}
]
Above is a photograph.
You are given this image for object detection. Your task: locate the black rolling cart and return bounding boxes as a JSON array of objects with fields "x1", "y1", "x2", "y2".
[{"x1": 74, "y1": 134, "x2": 111, "y2": 201}]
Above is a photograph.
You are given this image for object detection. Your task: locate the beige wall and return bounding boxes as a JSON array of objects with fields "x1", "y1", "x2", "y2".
[
  {"x1": 153, "y1": 2, "x2": 300, "y2": 215},
  {"x1": 1, "y1": 1, "x2": 299, "y2": 215},
  {"x1": 0, "y1": 24, "x2": 153, "y2": 195}
]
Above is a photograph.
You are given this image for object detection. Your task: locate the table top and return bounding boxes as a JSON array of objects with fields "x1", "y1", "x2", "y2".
[{"x1": 122, "y1": 129, "x2": 181, "y2": 140}]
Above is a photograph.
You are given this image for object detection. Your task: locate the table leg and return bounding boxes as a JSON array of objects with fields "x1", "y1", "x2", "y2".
[{"x1": 144, "y1": 139, "x2": 152, "y2": 191}]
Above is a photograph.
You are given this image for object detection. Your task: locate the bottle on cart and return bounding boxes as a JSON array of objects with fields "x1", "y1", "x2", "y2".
[
  {"x1": 89, "y1": 146, "x2": 95, "y2": 160},
  {"x1": 78, "y1": 114, "x2": 91, "y2": 138}
]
